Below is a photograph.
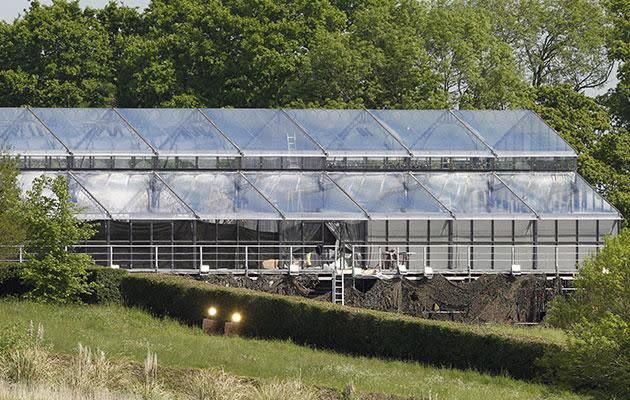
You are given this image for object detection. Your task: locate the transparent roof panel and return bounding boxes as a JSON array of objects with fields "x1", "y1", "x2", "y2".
[
  {"x1": 0, "y1": 108, "x2": 68, "y2": 155},
  {"x1": 413, "y1": 172, "x2": 535, "y2": 219},
  {"x1": 72, "y1": 171, "x2": 194, "y2": 220},
  {"x1": 31, "y1": 108, "x2": 154, "y2": 155},
  {"x1": 329, "y1": 172, "x2": 452, "y2": 220},
  {"x1": 243, "y1": 172, "x2": 367, "y2": 220},
  {"x1": 370, "y1": 110, "x2": 492, "y2": 157},
  {"x1": 285, "y1": 109, "x2": 409, "y2": 156},
  {"x1": 116, "y1": 109, "x2": 239, "y2": 156},
  {"x1": 498, "y1": 172, "x2": 620, "y2": 219},
  {"x1": 453, "y1": 110, "x2": 575, "y2": 156},
  {"x1": 18, "y1": 171, "x2": 108, "y2": 219},
  {"x1": 159, "y1": 172, "x2": 281, "y2": 220},
  {"x1": 201, "y1": 108, "x2": 323, "y2": 156}
]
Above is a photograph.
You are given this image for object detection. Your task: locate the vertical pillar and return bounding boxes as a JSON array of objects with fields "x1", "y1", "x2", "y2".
[
  {"x1": 129, "y1": 221, "x2": 133, "y2": 269},
  {"x1": 426, "y1": 220, "x2": 431, "y2": 268},
  {"x1": 192, "y1": 220, "x2": 197, "y2": 270},
  {"x1": 447, "y1": 220, "x2": 453, "y2": 270},
  {"x1": 170, "y1": 221, "x2": 175, "y2": 270},
  {"x1": 469, "y1": 220, "x2": 474, "y2": 270},
  {"x1": 490, "y1": 220, "x2": 495, "y2": 270},
  {"x1": 532, "y1": 220, "x2": 538, "y2": 270},
  {"x1": 575, "y1": 220, "x2": 579, "y2": 269}
]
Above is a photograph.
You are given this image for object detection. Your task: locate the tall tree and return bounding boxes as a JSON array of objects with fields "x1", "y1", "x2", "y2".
[
  {"x1": 420, "y1": 1, "x2": 526, "y2": 109},
  {"x1": 476, "y1": 0, "x2": 613, "y2": 92},
  {"x1": 0, "y1": 0, "x2": 115, "y2": 107},
  {"x1": 531, "y1": 85, "x2": 629, "y2": 217},
  {"x1": 601, "y1": 0, "x2": 630, "y2": 128}
]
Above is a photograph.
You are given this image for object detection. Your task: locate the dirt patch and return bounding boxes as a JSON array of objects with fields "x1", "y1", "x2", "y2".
[{"x1": 199, "y1": 274, "x2": 560, "y2": 323}]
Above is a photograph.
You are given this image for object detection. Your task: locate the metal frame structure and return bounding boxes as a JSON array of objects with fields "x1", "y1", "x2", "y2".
[{"x1": 3, "y1": 107, "x2": 623, "y2": 279}]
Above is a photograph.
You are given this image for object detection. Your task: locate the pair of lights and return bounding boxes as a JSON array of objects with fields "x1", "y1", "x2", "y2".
[{"x1": 207, "y1": 306, "x2": 242, "y2": 323}]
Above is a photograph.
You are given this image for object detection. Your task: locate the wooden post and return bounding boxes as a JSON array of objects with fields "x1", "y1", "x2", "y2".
[{"x1": 202, "y1": 319, "x2": 221, "y2": 335}]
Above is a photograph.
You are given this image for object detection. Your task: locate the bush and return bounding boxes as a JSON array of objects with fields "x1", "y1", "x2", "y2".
[
  {"x1": 121, "y1": 274, "x2": 560, "y2": 380},
  {"x1": 83, "y1": 267, "x2": 128, "y2": 304},
  {"x1": 0, "y1": 265, "x2": 30, "y2": 297},
  {"x1": 19, "y1": 175, "x2": 97, "y2": 303},
  {"x1": 0, "y1": 265, "x2": 126, "y2": 304},
  {"x1": 544, "y1": 229, "x2": 630, "y2": 398},
  {"x1": 546, "y1": 229, "x2": 630, "y2": 329}
]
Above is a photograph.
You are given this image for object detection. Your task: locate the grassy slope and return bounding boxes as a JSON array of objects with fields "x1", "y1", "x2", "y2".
[{"x1": 0, "y1": 301, "x2": 584, "y2": 400}]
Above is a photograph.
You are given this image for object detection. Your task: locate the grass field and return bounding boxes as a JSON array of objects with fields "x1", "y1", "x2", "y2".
[{"x1": 0, "y1": 300, "x2": 585, "y2": 400}]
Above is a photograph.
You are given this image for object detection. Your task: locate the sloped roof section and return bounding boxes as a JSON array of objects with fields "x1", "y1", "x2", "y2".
[
  {"x1": 72, "y1": 171, "x2": 194, "y2": 220},
  {"x1": 329, "y1": 172, "x2": 452, "y2": 220},
  {"x1": 453, "y1": 110, "x2": 575, "y2": 157},
  {"x1": 371, "y1": 110, "x2": 493, "y2": 157},
  {"x1": 31, "y1": 108, "x2": 154, "y2": 156},
  {"x1": 285, "y1": 109, "x2": 409, "y2": 157},
  {"x1": 159, "y1": 172, "x2": 282, "y2": 220},
  {"x1": 18, "y1": 171, "x2": 109, "y2": 219},
  {"x1": 413, "y1": 172, "x2": 536, "y2": 219},
  {"x1": 202, "y1": 108, "x2": 324, "y2": 156},
  {"x1": 116, "y1": 109, "x2": 239, "y2": 156},
  {"x1": 498, "y1": 172, "x2": 621, "y2": 219},
  {"x1": 0, "y1": 108, "x2": 68, "y2": 156},
  {"x1": 243, "y1": 172, "x2": 367, "y2": 220}
]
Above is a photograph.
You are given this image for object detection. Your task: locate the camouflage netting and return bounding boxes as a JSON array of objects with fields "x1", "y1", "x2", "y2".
[{"x1": 198, "y1": 274, "x2": 559, "y2": 323}]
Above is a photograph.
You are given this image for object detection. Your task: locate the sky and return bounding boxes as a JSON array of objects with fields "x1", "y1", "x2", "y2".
[
  {"x1": 0, "y1": 0, "x2": 618, "y2": 97},
  {"x1": 0, "y1": 0, "x2": 149, "y2": 22}
]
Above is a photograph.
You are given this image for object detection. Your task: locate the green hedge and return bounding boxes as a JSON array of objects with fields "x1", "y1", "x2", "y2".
[
  {"x1": 0, "y1": 265, "x2": 127, "y2": 304},
  {"x1": 121, "y1": 273, "x2": 561, "y2": 380},
  {"x1": 0, "y1": 265, "x2": 31, "y2": 297},
  {"x1": 84, "y1": 267, "x2": 128, "y2": 304}
]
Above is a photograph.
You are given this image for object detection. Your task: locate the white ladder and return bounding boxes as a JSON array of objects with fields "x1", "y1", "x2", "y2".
[
  {"x1": 287, "y1": 132, "x2": 296, "y2": 151},
  {"x1": 332, "y1": 269, "x2": 345, "y2": 305}
]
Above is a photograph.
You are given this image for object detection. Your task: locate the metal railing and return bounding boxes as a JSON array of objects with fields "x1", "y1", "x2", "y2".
[{"x1": 2, "y1": 243, "x2": 601, "y2": 276}]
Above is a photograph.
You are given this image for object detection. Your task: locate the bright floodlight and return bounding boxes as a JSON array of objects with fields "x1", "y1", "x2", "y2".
[
  {"x1": 231, "y1": 312, "x2": 242, "y2": 323},
  {"x1": 208, "y1": 307, "x2": 218, "y2": 317}
]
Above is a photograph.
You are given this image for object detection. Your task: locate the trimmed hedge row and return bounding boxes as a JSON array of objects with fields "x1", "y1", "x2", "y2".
[
  {"x1": 121, "y1": 273, "x2": 561, "y2": 380},
  {"x1": 0, "y1": 265, "x2": 127, "y2": 304}
]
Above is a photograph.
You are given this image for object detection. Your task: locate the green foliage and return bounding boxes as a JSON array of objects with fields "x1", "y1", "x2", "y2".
[
  {"x1": 547, "y1": 229, "x2": 630, "y2": 328},
  {"x1": 84, "y1": 267, "x2": 128, "y2": 304},
  {"x1": 544, "y1": 313, "x2": 629, "y2": 399},
  {"x1": 544, "y1": 229, "x2": 630, "y2": 398},
  {"x1": 121, "y1": 273, "x2": 561, "y2": 380},
  {"x1": 0, "y1": 0, "x2": 115, "y2": 107},
  {"x1": 0, "y1": 158, "x2": 25, "y2": 263},
  {"x1": 0, "y1": 266, "x2": 31, "y2": 297},
  {"x1": 531, "y1": 85, "x2": 630, "y2": 217},
  {"x1": 19, "y1": 175, "x2": 97, "y2": 304}
]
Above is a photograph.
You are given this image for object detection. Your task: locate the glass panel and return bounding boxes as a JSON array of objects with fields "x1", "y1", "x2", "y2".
[
  {"x1": 370, "y1": 110, "x2": 492, "y2": 157},
  {"x1": 18, "y1": 171, "x2": 108, "y2": 219},
  {"x1": 31, "y1": 108, "x2": 154, "y2": 155},
  {"x1": 329, "y1": 172, "x2": 451, "y2": 219},
  {"x1": 0, "y1": 108, "x2": 68, "y2": 155},
  {"x1": 453, "y1": 110, "x2": 575, "y2": 156},
  {"x1": 285, "y1": 109, "x2": 408, "y2": 156},
  {"x1": 388, "y1": 220, "x2": 407, "y2": 243},
  {"x1": 116, "y1": 109, "x2": 239, "y2": 156},
  {"x1": 202, "y1": 108, "x2": 323, "y2": 156},
  {"x1": 497, "y1": 172, "x2": 620, "y2": 219},
  {"x1": 159, "y1": 172, "x2": 281, "y2": 220},
  {"x1": 243, "y1": 172, "x2": 366, "y2": 220},
  {"x1": 72, "y1": 171, "x2": 194, "y2": 219},
  {"x1": 413, "y1": 172, "x2": 535, "y2": 219}
]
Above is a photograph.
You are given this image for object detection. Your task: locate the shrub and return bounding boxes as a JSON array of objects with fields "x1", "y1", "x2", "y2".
[
  {"x1": 546, "y1": 229, "x2": 630, "y2": 329},
  {"x1": 544, "y1": 229, "x2": 630, "y2": 398},
  {"x1": 0, "y1": 265, "x2": 30, "y2": 297},
  {"x1": 84, "y1": 267, "x2": 128, "y2": 304},
  {"x1": 121, "y1": 274, "x2": 560, "y2": 380},
  {"x1": 19, "y1": 175, "x2": 98, "y2": 303}
]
